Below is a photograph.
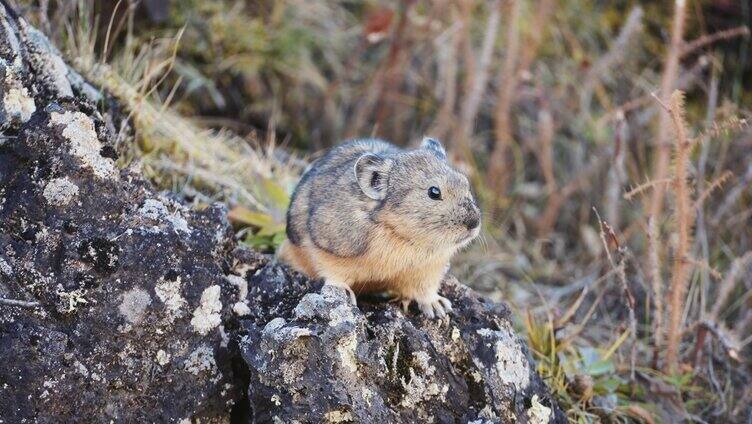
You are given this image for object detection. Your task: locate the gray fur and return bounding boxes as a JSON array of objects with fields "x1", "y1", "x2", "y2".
[
  {"x1": 421, "y1": 136, "x2": 447, "y2": 160},
  {"x1": 286, "y1": 138, "x2": 480, "y2": 257}
]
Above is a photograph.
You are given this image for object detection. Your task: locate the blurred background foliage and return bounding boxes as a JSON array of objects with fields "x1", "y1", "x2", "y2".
[{"x1": 12, "y1": 0, "x2": 752, "y2": 421}]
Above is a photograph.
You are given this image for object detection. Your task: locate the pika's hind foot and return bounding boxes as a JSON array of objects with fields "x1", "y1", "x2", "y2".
[{"x1": 390, "y1": 296, "x2": 412, "y2": 313}]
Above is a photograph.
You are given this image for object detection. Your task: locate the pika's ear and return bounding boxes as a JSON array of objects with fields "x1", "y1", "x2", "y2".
[
  {"x1": 421, "y1": 136, "x2": 447, "y2": 160},
  {"x1": 354, "y1": 153, "x2": 392, "y2": 200}
]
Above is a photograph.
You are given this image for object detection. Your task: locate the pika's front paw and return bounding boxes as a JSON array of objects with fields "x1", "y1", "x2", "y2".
[
  {"x1": 392, "y1": 295, "x2": 453, "y2": 319},
  {"x1": 416, "y1": 295, "x2": 452, "y2": 319}
]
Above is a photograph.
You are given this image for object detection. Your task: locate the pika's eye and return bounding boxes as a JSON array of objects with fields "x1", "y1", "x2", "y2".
[{"x1": 428, "y1": 186, "x2": 442, "y2": 200}]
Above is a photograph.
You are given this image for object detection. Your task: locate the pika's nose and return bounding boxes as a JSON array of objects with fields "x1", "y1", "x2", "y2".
[
  {"x1": 461, "y1": 198, "x2": 481, "y2": 230},
  {"x1": 464, "y1": 214, "x2": 480, "y2": 230}
]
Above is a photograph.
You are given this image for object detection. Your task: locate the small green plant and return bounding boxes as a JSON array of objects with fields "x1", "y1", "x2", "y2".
[
  {"x1": 524, "y1": 310, "x2": 655, "y2": 422},
  {"x1": 230, "y1": 178, "x2": 289, "y2": 251}
]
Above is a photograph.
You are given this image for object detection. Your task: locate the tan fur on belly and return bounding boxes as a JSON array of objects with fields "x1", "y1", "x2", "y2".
[{"x1": 280, "y1": 225, "x2": 454, "y2": 298}]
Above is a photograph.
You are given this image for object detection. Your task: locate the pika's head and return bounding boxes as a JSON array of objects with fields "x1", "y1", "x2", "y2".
[{"x1": 355, "y1": 137, "x2": 481, "y2": 250}]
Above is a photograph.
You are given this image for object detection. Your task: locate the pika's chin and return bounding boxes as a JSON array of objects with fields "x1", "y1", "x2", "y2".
[{"x1": 455, "y1": 226, "x2": 480, "y2": 248}]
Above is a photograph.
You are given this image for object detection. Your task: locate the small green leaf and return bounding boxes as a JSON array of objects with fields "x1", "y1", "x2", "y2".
[
  {"x1": 228, "y1": 206, "x2": 274, "y2": 227},
  {"x1": 256, "y1": 223, "x2": 286, "y2": 236},
  {"x1": 595, "y1": 376, "x2": 621, "y2": 394},
  {"x1": 263, "y1": 178, "x2": 290, "y2": 209},
  {"x1": 586, "y1": 359, "x2": 614, "y2": 376}
]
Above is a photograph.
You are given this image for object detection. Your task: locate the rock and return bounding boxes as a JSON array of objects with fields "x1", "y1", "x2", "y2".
[
  {"x1": 0, "y1": 4, "x2": 239, "y2": 422},
  {"x1": 238, "y1": 259, "x2": 565, "y2": 423},
  {"x1": 0, "y1": 3, "x2": 563, "y2": 423}
]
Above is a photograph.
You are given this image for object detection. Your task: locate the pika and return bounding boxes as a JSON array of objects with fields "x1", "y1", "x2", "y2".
[{"x1": 278, "y1": 137, "x2": 481, "y2": 318}]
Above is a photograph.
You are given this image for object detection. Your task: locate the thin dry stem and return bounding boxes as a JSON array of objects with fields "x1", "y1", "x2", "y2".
[
  {"x1": 553, "y1": 286, "x2": 589, "y2": 329},
  {"x1": 517, "y1": 0, "x2": 554, "y2": 73},
  {"x1": 456, "y1": 0, "x2": 502, "y2": 156},
  {"x1": 624, "y1": 178, "x2": 673, "y2": 200},
  {"x1": 487, "y1": 0, "x2": 522, "y2": 194},
  {"x1": 597, "y1": 215, "x2": 637, "y2": 380},
  {"x1": 694, "y1": 170, "x2": 733, "y2": 210},
  {"x1": 430, "y1": 19, "x2": 460, "y2": 139},
  {"x1": 680, "y1": 26, "x2": 750, "y2": 58},
  {"x1": 709, "y1": 251, "x2": 752, "y2": 321},
  {"x1": 648, "y1": 0, "x2": 687, "y2": 221},
  {"x1": 665, "y1": 89, "x2": 695, "y2": 374},
  {"x1": 581, "y1": 6, "x2": 643, "y2": 111},
  {"x1": 647, "y1": 217, "x2": 664, "y2": 358},
  {"x1": 605, "y1": 114, "x2": 628, "y2": 227},
  {"x1": 533, "y1": 107, "x2": 556, "y2": 193}
]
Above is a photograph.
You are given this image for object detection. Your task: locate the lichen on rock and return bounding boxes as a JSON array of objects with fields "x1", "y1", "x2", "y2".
[
  {"x1": 42, "y1": 177, "x2": 78, "y2": 205},
  {"x1": 119, "y1": 287, "x2": 152, "y2": 325},
  {"x1": 49, "y1": 110, "x2": 118, "y2": 180},
  {"x1": 2, "y1": 77, "x2": 35, "y2": 125},
  {"x1": 155, "y1": 275, "x2": 187, "y2": 321},
  {"x1": 191, "y1": 285, "x2": 223, "y2": 335}
]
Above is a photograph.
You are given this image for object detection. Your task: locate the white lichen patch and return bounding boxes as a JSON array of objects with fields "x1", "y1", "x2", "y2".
[
  {"x1": 329, "y1": 302, "x2": 358, "y2": 328},
  {"x1": 183, "y1": 345, "x2": 217, "y2": 376},
  {"x1": 190, "y1": 285, "x2": 222, "y2": 335},
  {"x1": 73, "y1": 360, "x2": 89, "y2": 378},
  {"x1": 233, "y1": 301, "x2": 251, "y2": 317},
  {"x1": 3, "y1": 85, "x2": 35, "y2": 124},
  {"x1": 227, "y1": 274, "x2": 250, "y2": 316},
  {"x1": 42, "y1": 177, "x2": 78, "y2": 206},
  {"x1": 412, "y1": 351, "x2": 433, "y2": 374},
  {"x1": 219, "y1": 325, "x2": 230, "y2": 348},
  {"x1": 0, "y1": 258, "x2": 12, "y2": 276},
  {"x1": 119, "y1": 287, "x2": 152, "y2": 325},
  {"x1": 324, "y1": 410, "x2": 353, "y2": 423},
  {"x1": 400, "y1": 368, "x2": 448, "y2": 408},
  {"x1": 476, "y1": 328, "x2": 530, "y2": 390},
  {"x1": 270, "y1": 394, "x2": 282, "y2": 406},
  {"x1": 139, "y1": 198, "x2": 191, "y2": 234},
  {"x1": 226, "y1": 274, "x2": 248, "y2": 299},
  {"x1": 155, "y1": 276, "x2": 187, "y2": 322},
  {"x1": 156, "y1": 349, "x2": 171, "y2": 366},
  {"x1": 1, "y1": 57, "x2": 36, "y2": 127},
  {"x1": 293, "y1": 292, "x2": 328, "y2": 320},
  {"x1": 526, "y1": 394, "x2": 552, "y2": 424},
  {"x1": 468, "y1": 405, "x2": 499, "y2": 423},
  {"x1": 49, "y1": 111, "x2": 117, "y2": 180},
  {"x1": 336, "y1": 332, "x2": 358, "y2": 373},
  {"x1": 56, "y1": 285, "x2": 89, "y2": 313},
  {"x1": 399, "y1": 351, "x2": 448, "y2": 408},
  {"x1": 265, "y1": 324, "x2": 312, "y2": 342},
  {"x1": 361, "y1": 387, "x2": 374, "y2": 407},
  {"x1": 451, "y1": 327, "x2": 461, "y2": 342}
]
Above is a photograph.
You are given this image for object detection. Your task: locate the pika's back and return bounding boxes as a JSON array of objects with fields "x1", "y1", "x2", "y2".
[{"x1": 285, "y1": 139, "x2": 400, "y2": 254}]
